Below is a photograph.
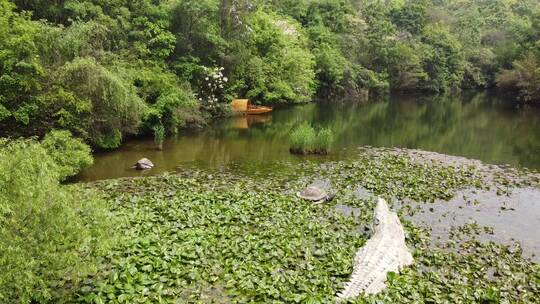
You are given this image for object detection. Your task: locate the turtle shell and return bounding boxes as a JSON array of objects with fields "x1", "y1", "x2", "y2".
[
  {"x1": 297, "y1": 186, "x2": 327, "y2": 201},
  {"x1": 133, "y1": 158, "x2": 154, "y2": 170}
]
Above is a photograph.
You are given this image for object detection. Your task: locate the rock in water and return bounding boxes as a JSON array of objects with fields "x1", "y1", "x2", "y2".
[
  {"x1": 133, "y1": 158, "x2": 154, "y2": 170},
  {"x1": 337, "y1": 198, "x2": 413, "y2": 301}
]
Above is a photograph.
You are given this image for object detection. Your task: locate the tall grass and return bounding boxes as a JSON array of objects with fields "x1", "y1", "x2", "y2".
[
  {"x1": 289, "y1": 123, "x2": 316, "y2": 154},
  {"x1": 316, "y1": 128, "x2": 334, "y2": 153},
  {"x1": 153, "y1": 124, "x2": 165, "y2": 150},
  {"x1": 289, "y1": 123, "x2": 334, "y2": 154}
]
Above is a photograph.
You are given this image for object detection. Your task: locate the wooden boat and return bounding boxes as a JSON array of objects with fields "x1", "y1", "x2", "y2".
[
  {"x1": 231, "y1": 99, "x2": 272, "y2": 115},
  {"x1": 245, "y1": 106, "x2": 272, "y2": 114}
]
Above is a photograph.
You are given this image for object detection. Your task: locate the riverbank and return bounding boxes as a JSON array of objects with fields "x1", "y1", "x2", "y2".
[{"x1": 77, "y1": 149, "x2": 539, "y2": 303}]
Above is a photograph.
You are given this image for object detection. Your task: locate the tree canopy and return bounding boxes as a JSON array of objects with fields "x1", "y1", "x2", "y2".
[{"x1": 1, "y1": 0, "x2": 539, "y2": 148}]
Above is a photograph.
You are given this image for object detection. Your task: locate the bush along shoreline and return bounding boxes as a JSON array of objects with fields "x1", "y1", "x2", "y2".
[{"x1": 0, "y1": 135, "x2": 111, "y2": 303}]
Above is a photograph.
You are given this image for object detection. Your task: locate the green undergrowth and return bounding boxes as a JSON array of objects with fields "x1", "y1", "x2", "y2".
[{"x1": 82, "y1": 152, "x2": 539, "y2": 303}]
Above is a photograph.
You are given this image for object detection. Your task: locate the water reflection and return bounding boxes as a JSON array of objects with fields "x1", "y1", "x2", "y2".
[
  {"x1": 231, "y1": 115, "x2": 272, "y2": 129},
  {"x1": 79, "y1": 92, "x2": 540, "y2": 181}
]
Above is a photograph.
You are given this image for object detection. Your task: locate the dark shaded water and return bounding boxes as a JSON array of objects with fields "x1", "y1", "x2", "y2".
[{"x1": 79, "y1": 92, "x2": 540, "y2": 182}]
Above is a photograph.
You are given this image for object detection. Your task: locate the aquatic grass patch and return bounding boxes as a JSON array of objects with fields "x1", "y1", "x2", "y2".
[
  {"x1": 81, "y1": 176, "x2": 366, "y2": 303},
  {"x1": 289, "y1": 122, "x2": 317, "y2": 154},
  {"x1": 152, "y1": 124, "x2": 165, "y2": 151},
  {"x1": 316, "y1": 128, "x2": 334, "y2": 153},
  {"x1": 289, "y1": 123, "x2": 335, "y2": 155}
]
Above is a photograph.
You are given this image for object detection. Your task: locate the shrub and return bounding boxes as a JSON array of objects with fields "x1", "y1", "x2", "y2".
[
  {"x1": 496, "y1": 51, "x2": 540, "y2": 102},
  {"x1": 197, "y1": 66, "x2": 232, "y2": 117},
  {"x1": 41, "y1": 129, "x2": 93, "y2": 180},
  {"x1": 129, "y1": 65, "x2": 200, "y2": 134},
  {"x1": 0, "y1": 139, "x2": 110, "y2": 303}
]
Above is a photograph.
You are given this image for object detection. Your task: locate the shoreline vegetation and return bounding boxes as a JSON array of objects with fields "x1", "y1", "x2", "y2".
[
  {"x1": 0, "y1": 0, "x2": 539, "y2": 151},
  {"x1": 1, "y1": 0, "x2": 540, "y2": 303}
]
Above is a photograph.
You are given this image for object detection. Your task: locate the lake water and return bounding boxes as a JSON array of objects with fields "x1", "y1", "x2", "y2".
[{"x1": 78, "y1": 92, "x2": 540, "y2": 182}]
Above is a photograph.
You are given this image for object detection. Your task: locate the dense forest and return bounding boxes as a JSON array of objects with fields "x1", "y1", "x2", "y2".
[{"x1": 1, "y1": 0, "x2": 539, "y2": 149}]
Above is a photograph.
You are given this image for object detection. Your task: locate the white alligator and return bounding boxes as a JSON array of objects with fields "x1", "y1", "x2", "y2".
[{"x1": 337, "y1": 197, "x2": 414, "y2": 301}]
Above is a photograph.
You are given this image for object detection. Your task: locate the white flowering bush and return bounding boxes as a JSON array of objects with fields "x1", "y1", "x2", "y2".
[{"x1": 198, "y1": 67, "x2": 230, "y2": 116}]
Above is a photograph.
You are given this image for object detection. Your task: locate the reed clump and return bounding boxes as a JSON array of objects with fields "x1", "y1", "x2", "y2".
[{"x1": 289, "y1": 123, "x2": 334, "y2": 155}]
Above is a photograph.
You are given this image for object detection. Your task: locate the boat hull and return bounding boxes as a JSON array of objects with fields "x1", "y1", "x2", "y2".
[{"x1": 231, "y1": 99, "x2": 272, "y2": 115}]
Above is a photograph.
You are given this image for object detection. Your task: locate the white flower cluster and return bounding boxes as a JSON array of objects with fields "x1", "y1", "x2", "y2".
[{"x1": 199, "y1": 67, "x2": 228, "y2": 107}]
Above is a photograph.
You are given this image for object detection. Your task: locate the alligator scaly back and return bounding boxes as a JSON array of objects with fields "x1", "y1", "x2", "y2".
[{"x1": 337, "y1": 198, "x2": 413, "y2": 301}]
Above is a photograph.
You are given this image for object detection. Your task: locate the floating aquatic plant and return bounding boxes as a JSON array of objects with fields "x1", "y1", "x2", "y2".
[{"x1": 79, "y1": 152, "x2": 539, "y2": 303}]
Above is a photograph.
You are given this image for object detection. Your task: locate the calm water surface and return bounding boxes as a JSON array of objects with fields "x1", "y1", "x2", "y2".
[{"x1": 79, "y1": 92, "x2": 540, "y2": 181}]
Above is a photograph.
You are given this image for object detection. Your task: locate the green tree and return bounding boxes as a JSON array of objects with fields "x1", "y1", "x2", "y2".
[
  {"x1": 386, "y1": 42, "x2": 428, "y2": 91},
  {"x1": 233, "y1": 11, "x2": 316, "y2": 103},
  {"x1": 0, "y1": 0, "x2": 45, "y2": 127},
  {"x1": 56, "y1": 58, "x2": 147, "y2": 148},
  {"x1": 390, "y1": 0, "x2": 429, "y2": 35},
  {"x1": 420, "y1": 24, "x2": 465, "y2": 92},
  {"x1": 170, "y1": 0, "x2": 225, "y2": 61}
]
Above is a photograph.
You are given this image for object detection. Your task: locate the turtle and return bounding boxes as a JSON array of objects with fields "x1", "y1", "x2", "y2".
[
  {"x1": 132, "y1": 158, "x2": 154, "y2": 170},
  {"x1": 296, "y1": 186, "x2": 336, "y2": 204}
]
